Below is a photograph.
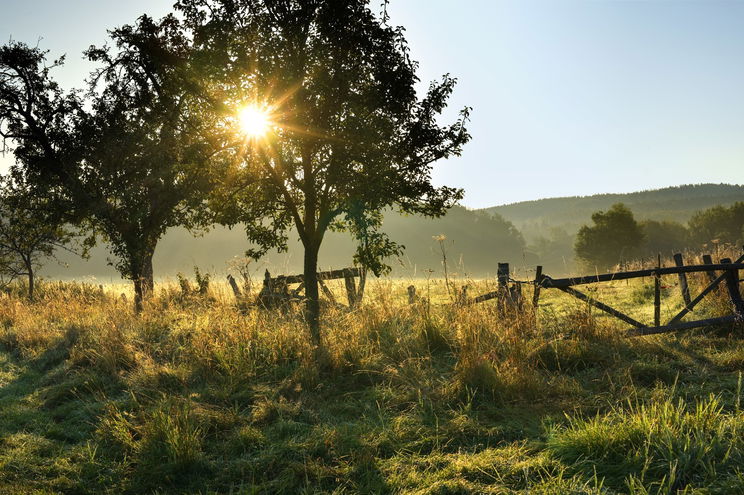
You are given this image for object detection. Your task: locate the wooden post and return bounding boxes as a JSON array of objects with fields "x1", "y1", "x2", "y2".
[
  {"x1": 510, "y1": 283, "x2": 523, "y2": 309},
  {"x1": 673, "y1": 253, "x2": 691, "y2": 306},
  {"x1": 532, "y1": 265, "x2": 543, "y2": 312},
  {"x1": 497, "y1": 263, "x2": 510, "y2": 290},
  {"x1": 227, "y1": 274, "x2": 242, "y2": 298},
  {"x1": 669, "y1": 252, "x2": 744, "y2": 324},
  {"x1": 722, "y1": 258, "x2": 744, "y2": 315},
  {"x1": 318, "y1": 279, "x2": 338, "y2": 305},
  {"x1": 456, "y1": 285, "x2": 468, "y2": 305},
  {"x1": 497, "y1": 263, "x2": 510, "y2": 310},
  {"x1": 344, "y1": 269, "x2": 357, "y2": 307},
  {"x1": 407, "y1": 285, "x2": 417, "y2": 305},
  {"x1": 702, "y1": 254, "x2": 718, "y2": 284},
  {"x1": 654, "y1": 254, "x2": 661, "y2": 327},
  {"x1": 355, "y1": 268, "x2": 366, "y2": 306}
]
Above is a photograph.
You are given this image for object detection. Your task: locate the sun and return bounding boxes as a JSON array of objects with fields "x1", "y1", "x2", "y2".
[{"x1": 238, "y1": 105, "x2": 272, "y2": 137}]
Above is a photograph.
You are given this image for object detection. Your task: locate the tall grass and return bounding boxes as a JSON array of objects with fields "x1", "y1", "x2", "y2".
[
  {"x1": 0, "y1": 269, "x2": 742, "y2": 493},
  {"x1": 548, "y1": 392, "x2": 744, "y2": 493}
]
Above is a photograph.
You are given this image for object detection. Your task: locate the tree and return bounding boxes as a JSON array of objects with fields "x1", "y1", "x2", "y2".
[
  {"x1": 178, "y1": 0, "x2": 471, "y2": 344},
  {"x1": 688, "y1": 202, "x2": 744, "y2": 247},
  {"x1": 0, "y1": 177, "x2": 82, "y2": 300},
  {"x1": 574, "y1": 203, "x2": 645, "y2": 270},
  {"x1": 530, "y1": 227, "x2": 576, "y2": 273},
  {"x1": 0, "y1": 16, "x2": 225, "y2": 311},
  {"x1": 639, "y1": 219, "x2": 689, "y2": 256},
  {"x1": 75, "y1": 15, "x2": 223, "y2": 310}
]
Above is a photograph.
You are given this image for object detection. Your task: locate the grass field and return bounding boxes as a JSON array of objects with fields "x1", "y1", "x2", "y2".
[{"x1": 1, "y1": 266, "x2": 743, "y2": 494}]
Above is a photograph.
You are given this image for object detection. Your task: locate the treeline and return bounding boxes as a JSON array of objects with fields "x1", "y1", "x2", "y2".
[
  {"x1": 573, "y1": 202, "x2": 744, "y2": 270},
  {"x1": 44, "y1": 196, "x2": 744, "y2": 281},
  {"x1": 42, "y1": 205, "x2": 530, "y2": 280},
  {"x1": 488, "y1": 183, "x2": 744, "y2": 241}
]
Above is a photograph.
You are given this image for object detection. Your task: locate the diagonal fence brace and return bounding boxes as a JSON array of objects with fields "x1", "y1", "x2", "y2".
[{"x1": 551, "y1": 281, "x2": 647, "y2": 329}]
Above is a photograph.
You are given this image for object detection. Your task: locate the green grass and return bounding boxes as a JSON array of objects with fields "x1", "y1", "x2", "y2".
[{"x1": 0, "y1": 273, "x2": 742, "y2": 494}]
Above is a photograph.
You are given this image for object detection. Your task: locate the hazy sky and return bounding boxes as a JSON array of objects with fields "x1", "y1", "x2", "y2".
[{"x1": 1, "y1": 0, "x2": 743, "y2": 208}]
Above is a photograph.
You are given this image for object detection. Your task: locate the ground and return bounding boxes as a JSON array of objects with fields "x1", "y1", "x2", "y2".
[{"x1": 0, "y1": 269, "x2": 743, "y2": 494}]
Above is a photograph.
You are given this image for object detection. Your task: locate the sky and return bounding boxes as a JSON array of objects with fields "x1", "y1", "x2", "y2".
[{"x1": 1, "y1": 0, "x2": 743, "y2": 208}]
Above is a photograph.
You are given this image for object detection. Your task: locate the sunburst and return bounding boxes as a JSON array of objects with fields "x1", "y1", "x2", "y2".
[{"x1": 237, "y1": 104, "x2": 272, "y2": 138}]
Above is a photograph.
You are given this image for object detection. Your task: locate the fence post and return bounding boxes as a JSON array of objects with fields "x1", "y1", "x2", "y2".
[
  {"x1": 654, "y1": 254, "x2": 661, "y2": 327},
  {"x1": 702, "y1": 254, "x2": 718, "y2": 284},
  {"x1": 227, "y1": 274, "x2": 242, "y2": 299},
  {"x1": 407, "y1": 285, "x2": 417, "y2": 305},
  {"x1": 456, "y1": 285, "x2": 468, "y2": 305},
  {"x1": 673, "y1": 253, "x2": 691, "y2": 306},
  {"x1": 344, "y1": 268, "x2": 357, "y2": 307},
  {"x1": 355, "y1": 268, "x2": 366, "y2": 306},
  {"x1": 318, "y1": 279, "x2": 338, "y2": 305},
  {"x1": 497, "y1": 263, "x2": 509, "y2": 290},
  {"x1": 532, "y1": 265, "x2": 543, "y2": 313},
  {"x1": 510, "y1": 283, "x2": 523, "y2": 310},
  {"x1": 497, "y1": 263, "x2": 510, "y2": 310},
  {"x1": 721, "y1": 258, "x2": 744, "y2": 316}
]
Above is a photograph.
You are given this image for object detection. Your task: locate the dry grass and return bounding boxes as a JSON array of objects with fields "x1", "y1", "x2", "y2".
[{"x1": 0, "y1": 262, "x2": 742, "y2": 493}]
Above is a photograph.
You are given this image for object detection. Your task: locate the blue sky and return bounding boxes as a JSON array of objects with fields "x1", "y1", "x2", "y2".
[{"x1": 1, "y1": 0, "x2": 743, "y2": 207}]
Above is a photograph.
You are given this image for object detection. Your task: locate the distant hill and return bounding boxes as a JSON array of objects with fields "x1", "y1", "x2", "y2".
[
  {"x1": 482, "y1": 184, "x2": 744, "y2": 241},
  {"x1": 40, "y1": 184, "x2": 744, "y2": 282},
  {"x1": 43, "y1": 206, "x2": 528, "y2": 281}
]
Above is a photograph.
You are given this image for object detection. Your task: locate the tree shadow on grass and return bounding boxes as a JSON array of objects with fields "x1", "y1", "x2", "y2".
[{"x1": 0, "y1": 327, "x2": 126, "y2": 491}]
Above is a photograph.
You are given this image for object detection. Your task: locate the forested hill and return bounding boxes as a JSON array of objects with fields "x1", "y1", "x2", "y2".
[
  {"x1": 44, "y1": 206, "x2": 528, "y2": 281},
  {"x1": 483, "y1": 183, "x2": 744, "y2": 240}
]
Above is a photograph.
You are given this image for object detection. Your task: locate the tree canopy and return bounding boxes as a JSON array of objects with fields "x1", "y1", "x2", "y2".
[
  {"x1": 0, "y1": 16, "x2": 228, "y2": 309},
  {"x1": 574, "y1": 203, "x2": 645, "y2": 270},
  {"x1": 688, "y1": 202, "x2": 744, "y2": 248},
  {"x1": 0, "y1": 176, "x2": 82, "y2": 300},
  {"x1": 639, "y1": 219, "x2": 689, "y2": 257},
  {"x1": 178, "y1": 0, "x2": 471, "y2": 342}
]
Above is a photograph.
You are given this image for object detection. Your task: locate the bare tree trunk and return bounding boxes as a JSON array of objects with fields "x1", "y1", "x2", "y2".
[
  {"x1": 133, "y1": 249, "x2": 155, "y2": 313},
  {"x1": 304, "y1": 244, "x2": 321, "y2": 347}
]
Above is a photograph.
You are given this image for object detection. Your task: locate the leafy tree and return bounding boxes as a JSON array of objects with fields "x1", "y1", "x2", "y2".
[
  {"x1": 574, "y1": 203, "x2": 645, "y2": 270},
  {"x1": 0, "y1": 177, "x2": 83, "y2": 300},
  {"x1": 0, "y1": 16, "x2": 225, "y2": 311},
  {"x1": 688, "y1": 202, "x2": 744, "y2": 247},
  {"x1": 639, "y1": 219, "x2": 689, "y2": 256},
  {"x1": 530, "y1": 227, "x2": 576, "y2": 274},
  {"x1": 179, "y1": 0, "x2": 471, "y2": 343}
]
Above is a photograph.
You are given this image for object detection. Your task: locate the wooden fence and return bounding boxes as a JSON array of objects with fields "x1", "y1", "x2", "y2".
[
  {"x1": 229, "y1": 267, "x2": 366, "y2": 309},
  {"x1": 469, "y1": 248, "x2": 744, "y2": 337}
]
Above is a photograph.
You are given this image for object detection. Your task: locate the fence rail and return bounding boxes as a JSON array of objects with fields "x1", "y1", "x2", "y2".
[
  {"x1": 468, "y1": 247, "x2": 744, "y2": 337},
  {"x1": 540, "y1": 263, "x2": 744, "y2": 288}
]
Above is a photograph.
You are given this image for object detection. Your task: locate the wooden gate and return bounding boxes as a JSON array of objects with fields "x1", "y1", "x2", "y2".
[{"x1": 470, "y1": 248, "x2": 744, "y2": 336}]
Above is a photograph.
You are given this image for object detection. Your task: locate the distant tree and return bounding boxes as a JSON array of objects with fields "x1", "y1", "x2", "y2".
[
  {"x1": 0, "y1": 17, "x2": 229, "y2": 311},
  {"x1": 0, "y1": 177, "x2": 83, "y2": 300},
  {"x1": 381, "y1": 207, "x2": 526, "y2": 275},
  {"x1": 574, "y1": 203, "x2": 645, "y2": 270},
  {"x1": 530, "y1": 227, "x2": 576, "y2": 273},
  {"x1": 688, "y1": 202, "x2": 744, "y2": 247},
  {"x1": 179, "y1": 0, "x2": 471, "y2": 344},
  {"x1": 640, "y1": 219, "x2": 689, "y2": 256}
]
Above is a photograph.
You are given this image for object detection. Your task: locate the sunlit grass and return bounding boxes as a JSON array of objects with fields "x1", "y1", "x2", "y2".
[{"x1": 0, "y1": 259, "x2": 742, "y2": 493}]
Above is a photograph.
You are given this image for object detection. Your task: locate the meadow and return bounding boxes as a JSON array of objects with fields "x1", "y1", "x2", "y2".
[{"x1": 1, "y1": 260, "x2": 743, "y2": 494}]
